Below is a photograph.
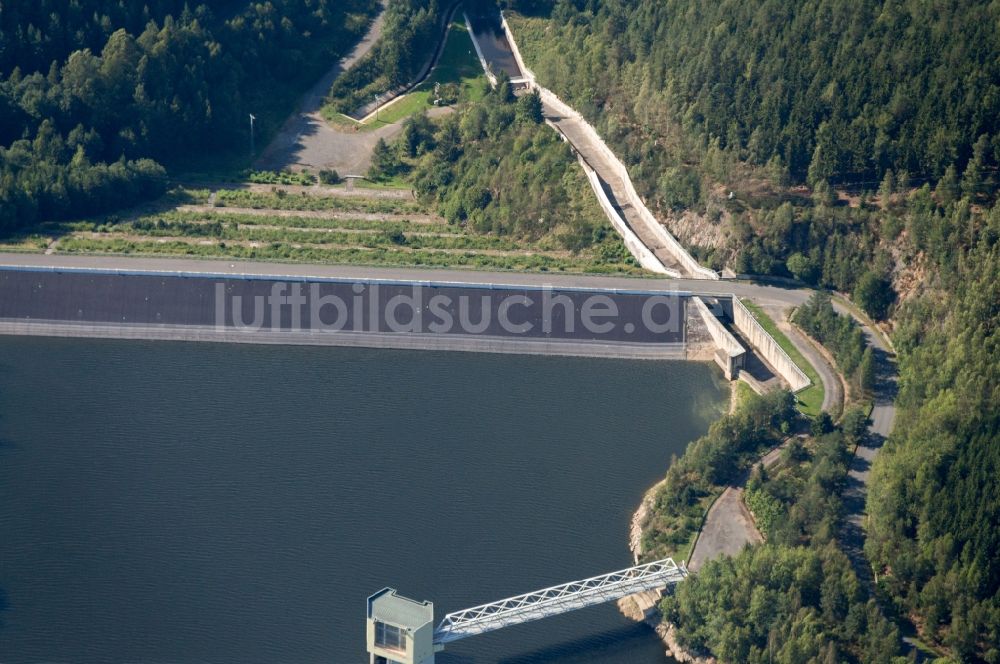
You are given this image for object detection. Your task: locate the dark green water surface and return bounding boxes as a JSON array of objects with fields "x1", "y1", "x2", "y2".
[{"x1": 0, "y1": 336, "x2": 727, "y2": 663}]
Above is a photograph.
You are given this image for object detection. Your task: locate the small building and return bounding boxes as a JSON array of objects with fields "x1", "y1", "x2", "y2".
[{"x1": 366, "y1": 588, "x2": 437, "y2": 664}]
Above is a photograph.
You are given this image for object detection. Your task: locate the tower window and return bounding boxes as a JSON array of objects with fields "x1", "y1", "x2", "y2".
[{"x1": 375, "y1": 621, "x2": 405, "y2": 651}]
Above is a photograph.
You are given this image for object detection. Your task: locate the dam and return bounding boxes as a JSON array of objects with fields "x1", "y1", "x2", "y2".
[
  {"x1": 0, "y1": 254, "x2": 807, "y2": 389},
  {"x1": 0, "y1": 264, "x2": 693, "y2": 359},
  {"x1": 0, "y1": 255, "x2": 807, "y2": 663}
]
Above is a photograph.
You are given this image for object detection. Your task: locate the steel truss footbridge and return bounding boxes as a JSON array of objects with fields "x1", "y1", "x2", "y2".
[{"x1": 366, "y1": 557, "x2": 688, "y2": 663}]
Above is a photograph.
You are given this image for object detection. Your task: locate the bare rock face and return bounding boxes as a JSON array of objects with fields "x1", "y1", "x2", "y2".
[
  {"x1": 616, "y1": 595, "x2": 647, "y2": 622},
  {"x1": 656, "y1": 622, "x2": 717, "y2": 664},
  {"x1": 616, "y1": 593, "x2": 717, "y2": 664}
]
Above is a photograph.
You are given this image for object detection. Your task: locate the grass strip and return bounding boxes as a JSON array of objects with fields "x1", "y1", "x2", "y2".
[
  {"x1": 214, "y1": 190, "x2": 425, "y2": 215},
  {"x1": 55, "y1": 237, "x2": 640, "y2": 274},
  {"x1": 740, "y1": 298, "x2": 825, "y2": 417}
]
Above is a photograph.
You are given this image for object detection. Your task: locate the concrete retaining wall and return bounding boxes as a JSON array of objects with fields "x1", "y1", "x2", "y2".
[
  {"x1": 732, "y1": 298, "x2": 810, "y2": 391},
  {"x1": 500, "y1": 12, "x2": 535, "y2": 81},
  {"x1": 0, "y1": 320, "x2": 686, "y2": 360},
  {"x1": 580, "y1": 159, "x2": 675, "y2": 275},
  {"x1": 738, "y1": 371, "x2": 768, "y2": 395},
  {"x1": 691, "y1": 296, "x2": 744, "y2": 379}
]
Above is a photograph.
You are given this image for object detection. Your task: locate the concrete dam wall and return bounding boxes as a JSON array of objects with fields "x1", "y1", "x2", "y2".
[
  {"x1": 0, "y1": 267, "x2": 691, "y2": 359},
  {"x1": 732, "y1": 297, "x2": 810, "y2": 391}
]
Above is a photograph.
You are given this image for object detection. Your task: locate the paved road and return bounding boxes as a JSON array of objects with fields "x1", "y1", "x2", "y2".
[
  {"x1": 0, "y1": 253, "x2": 810, "y2": 301},
  {"x1": 687, "y1": 435, "x2": 794, "y2": 573},
  {"x1": 688, "y1": 487, "x2": 762, "y2": 572},
  {"x1": 779, "y1": 315, "x2": 843, "y2": 414},
  {"x1": 254, "y1": 5, "x2": 398, "y2": 175},
  {"x1": 839, "y1": 310, "x2": 898, "y2": 590},
  {"x1": 255, "y1": 0, "x2": 465, "y2": 175}
]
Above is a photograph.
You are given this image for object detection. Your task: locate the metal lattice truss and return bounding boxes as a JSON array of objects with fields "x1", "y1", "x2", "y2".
[{"x1": 432, "y1": 558, "x2": 688, "y2": 645}]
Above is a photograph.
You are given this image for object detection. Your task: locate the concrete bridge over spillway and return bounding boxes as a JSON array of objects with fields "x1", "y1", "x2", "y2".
[{"x1": 365, "y1": 558, "x2": 688, "y2": 664}]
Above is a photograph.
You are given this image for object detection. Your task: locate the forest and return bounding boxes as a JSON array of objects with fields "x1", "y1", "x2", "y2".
[
  {"x1": 663, "y1": 543, "x2": 902, "y2": 663},
  {"x1": 504, "y1": 1, "x2": 1000, "y2": 659},
  {"x1": 865, "y1": 203, "x2": 1000, "y2": 661},
  {"x1": 0, "y1": 0, "x2": 377, "y2": 230},
  {"x1": 507, "y1": 0, "x2": 999, "y2": 299},
  {"x1": 507, "y1": 0, "x2": 1000, "y2": 184}
]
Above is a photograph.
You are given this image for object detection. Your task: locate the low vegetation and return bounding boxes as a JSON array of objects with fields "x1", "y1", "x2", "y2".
[
  {"x1": 744, "y1": 407, "x2": 868, "y2": 546},
  {"x1": 243, "y1": 170, "x2": 317, "y2": 187},
  {"x1": 213, "y1": 189, "x2": 426, "y2": 215},
  {"x1": 55, "y1": 235, "x2": 634, "y2": 273},
  {"x1": 16, "y1": 178, "x2": 639, "y2": 274}
]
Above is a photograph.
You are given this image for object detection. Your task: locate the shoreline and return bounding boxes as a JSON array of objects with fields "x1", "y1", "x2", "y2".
[{"x1": 614, "y1": 381, "x2": 739, "y2": 663}]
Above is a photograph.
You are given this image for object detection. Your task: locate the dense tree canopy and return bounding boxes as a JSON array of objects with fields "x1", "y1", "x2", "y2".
[
  {"x1": 663, "y1": 544, "x2": 903, "y2": 663},
  {"x1": 508, "y1": 0, "x2": 1000, "y2": 298},
  {"x1": 0, "y1": 0, "x2": 224, "y2": 76},
  {"x1": 508, "y1": 0, "x2": 1000, "y2": 183},
  {"x1": 0, "y1": 0, "x2": 377, "y2": 231},
  {"x1": 326, "y1": 0, "x2": 444, "y2": 114},
  {"x1": 395, "y1": 87, "x2": 623, "y2": 255},
  {"x1": 866, "y1": 204, "x2": 1000, "y2": 660}
]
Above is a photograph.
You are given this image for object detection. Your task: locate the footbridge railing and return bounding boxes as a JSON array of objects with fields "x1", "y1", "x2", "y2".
[{"x1": 432, "y1": 557, "x2": 688, "y2": 645}]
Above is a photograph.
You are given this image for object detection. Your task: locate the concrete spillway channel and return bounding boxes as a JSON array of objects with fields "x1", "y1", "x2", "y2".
[{"x1": 464, "y1": 12, "x2": 719, "y2": 281}]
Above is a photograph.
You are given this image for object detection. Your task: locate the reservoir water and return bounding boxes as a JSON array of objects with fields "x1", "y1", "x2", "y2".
[{"x1": 0, "y1": 336, "x2": 727, "y2": 663}]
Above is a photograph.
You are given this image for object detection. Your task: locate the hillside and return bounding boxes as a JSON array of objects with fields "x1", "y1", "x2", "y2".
[
  {"x1": 507, "y1": 0, "x2": 1000, "y2": 659},
  {"x1": 508, "y1": 0, "x2": 999, "y2": 299},
  {"x1": 0, "y1": 0, "x2": 378, "y2": 231},
  {"x1": 507, "y1": 0, "x2": 1000, "y2": 184}
]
